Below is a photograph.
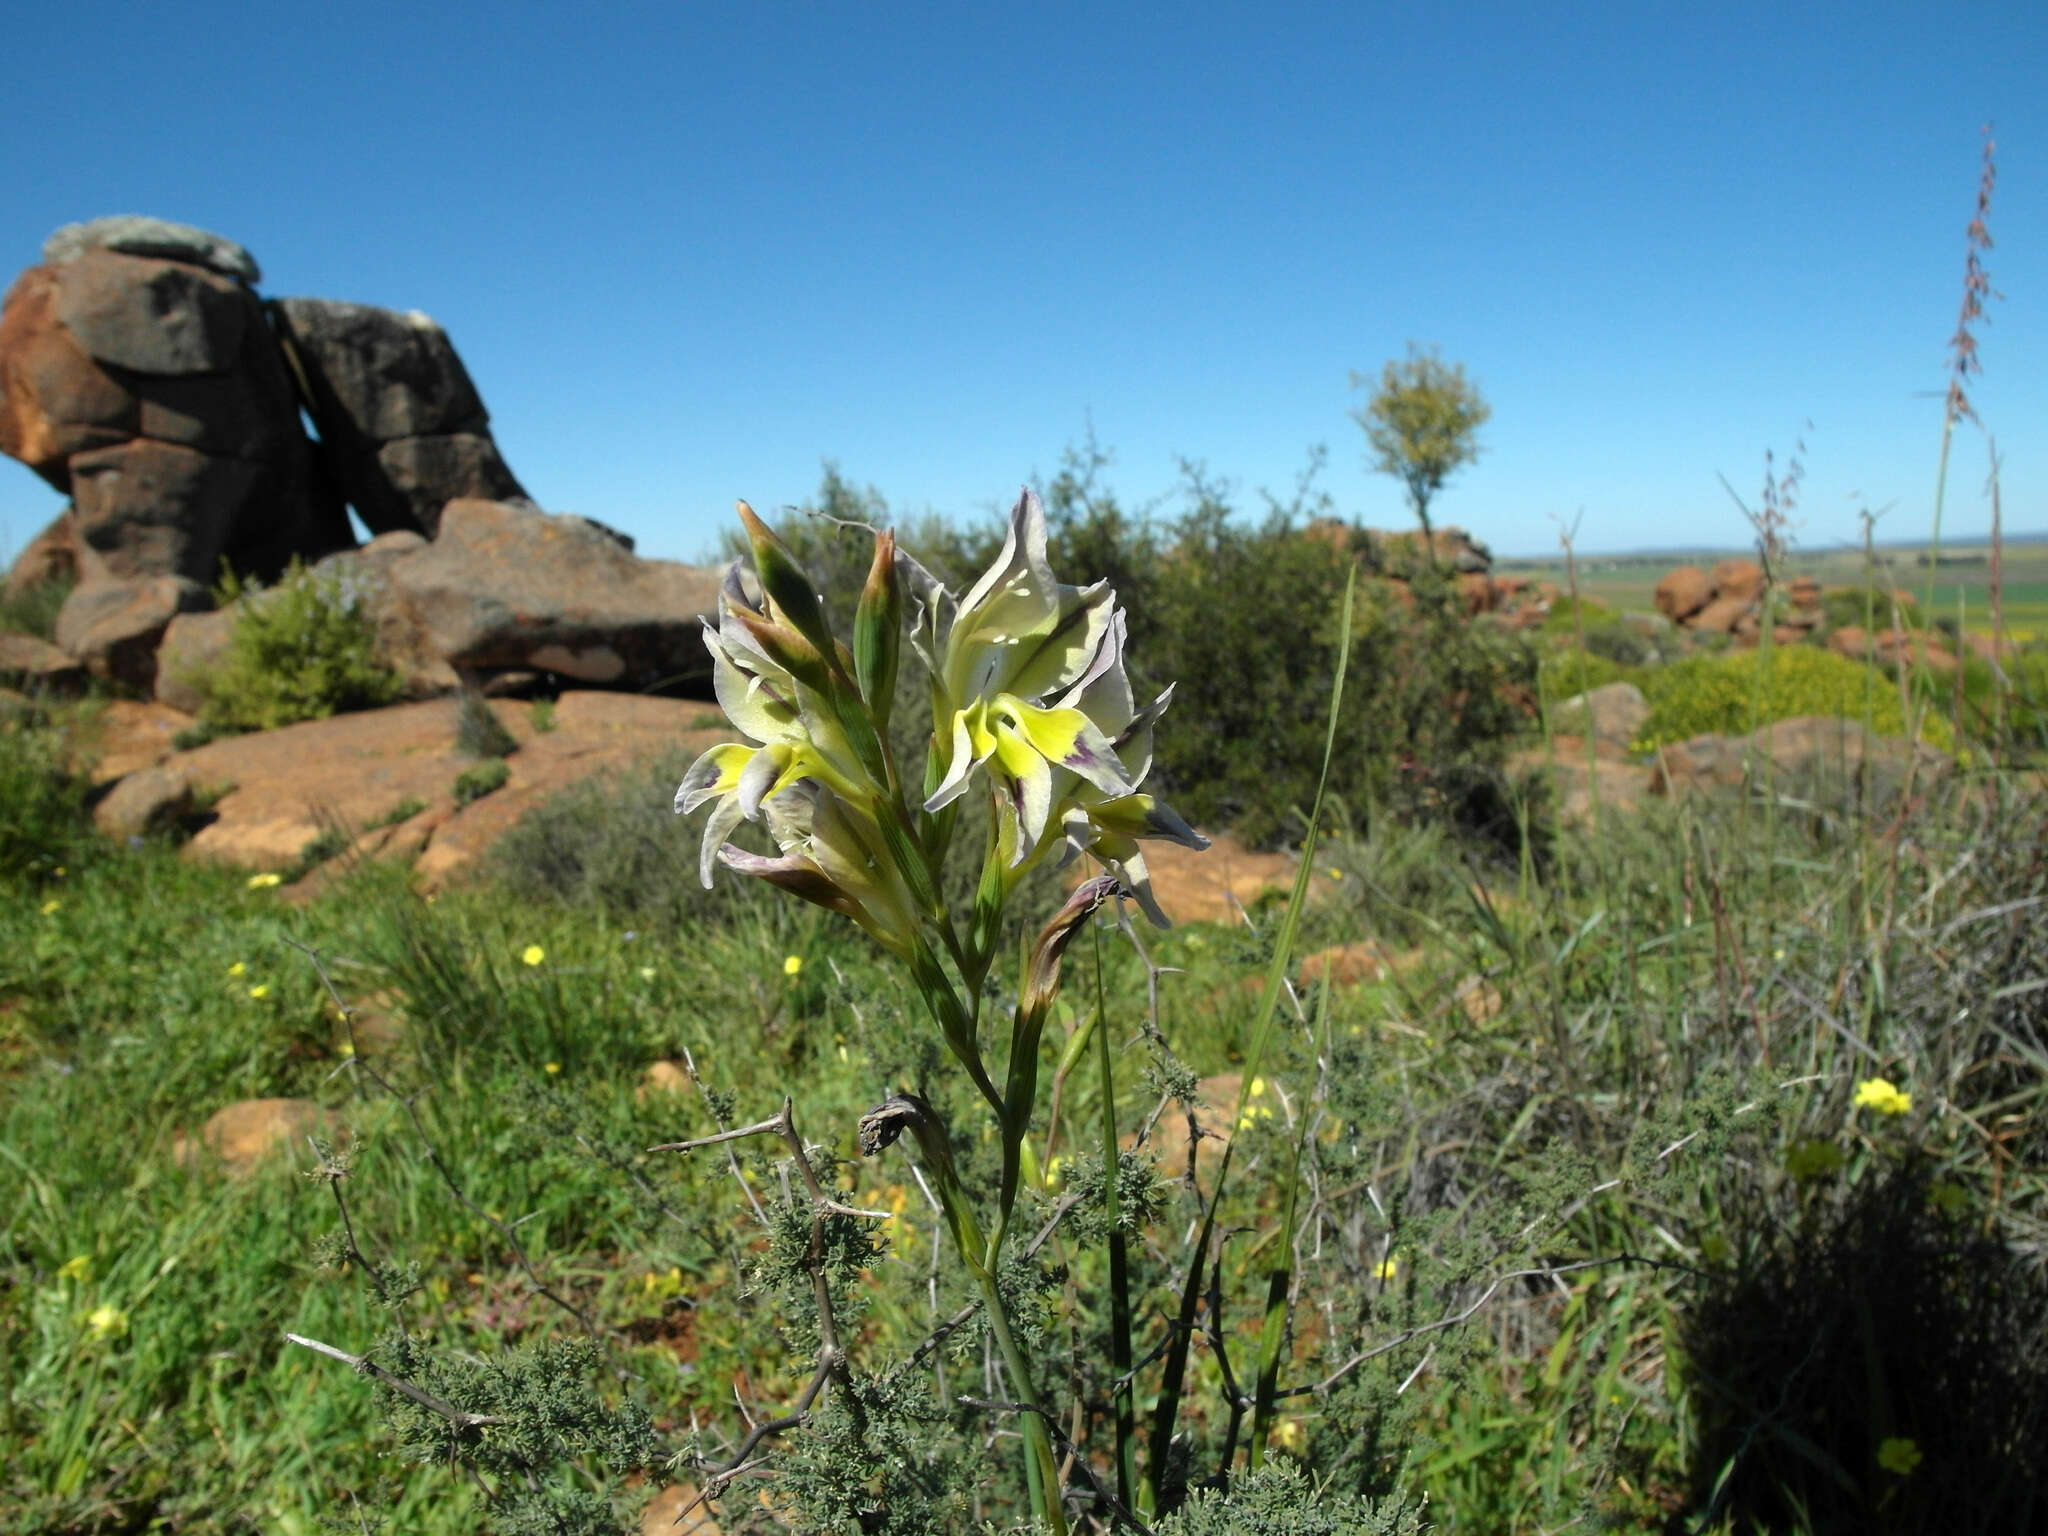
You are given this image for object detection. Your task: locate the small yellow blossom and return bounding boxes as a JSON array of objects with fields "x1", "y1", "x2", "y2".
[
  {"x1": 247, "y1": 872, "x2": 283, "y2": 890},
  {"x1": 1248, "y1": 1076, "x2": 1267, "y2": 1097},
  {"x1": 1326, "y1": 867, "x2": 1343, "y2": 881},
  {"x1": 543, "y1": 1061, "x2": 561, "y2": 1075},
  {"x1": 521, "y1": 945, "x2": 545, "y2": 967},
  {"x1": 1273, "y1": 1419, "x2": 1306, "y2": 1451},
  {"x1": 1877, "y1": 1436, "x2": 1922, "y2": 1475},
  {"x1": 1853, "y1": 1078, "x2": 1912, "y2": 1116},
  {"x1": 227, "y1": 961, "x2": 246, "y2": 977},
  {"x1": 1374, "y1": 1256, "x2": 1400, "y2": 1282},
  {"x1": 84, "y1": 1304, "x2": 129, "y2": 1340},
  {"x1": 58, "y1": 1254, "x2": 93, "y2": 1284},
  {"x1": 338, "y1": 1040, "x2": 355, "y2": 1057},
  {"x1": 640, "y1": 1266, "x2": 683, "y2": 1300},
  {"x1": 53, "y1": 866, "x2": 65, "y2": 877},
  {"x1": 1044, "y1": 1156, "x2": 1064, "y2": 1188},
  {"x1": 40, "y1": 898, "x2": 61, "y2": 916},
  {"x1": 638, "y1": 966, "x2": 657, "y2": 982},
  {"x1": 783, "y1": 954, "x2": 804, "y2": 977},
  {"x1": 247, "y1": 984, "x2": 270, "y2": 1000}
]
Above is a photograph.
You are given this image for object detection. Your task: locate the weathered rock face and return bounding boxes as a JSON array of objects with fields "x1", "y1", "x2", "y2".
[
  {"x1": 1709, "y1": 558, "x2": 1766, "y2": 603},
  {"x1": 0, "y1": 221, "x2": 338, "y2": 588},
  {"x1": 382, "y1": 499, "x2": 718, "y2": 689},
  {"x1": 272, "y1": 298, "x2": 526, "y2": 537}
]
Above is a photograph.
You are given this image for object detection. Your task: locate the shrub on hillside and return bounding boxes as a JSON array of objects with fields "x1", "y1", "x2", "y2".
[
  {"x1": 191, "y1": 560, "x2": 403, "y2": 732},
  {"x1": 1139, "y1": 502, "x2": 1534, "y2": 848},
  {"x1": 1635, "y1": 644, "x2": 1949, "y2": 751},
  {"x1": 0, "y1": 716, "x2": 89, "y2": 879},
  {"x1": 1682, "y1": 1160, "x2": 2048, "y2": 1534}
]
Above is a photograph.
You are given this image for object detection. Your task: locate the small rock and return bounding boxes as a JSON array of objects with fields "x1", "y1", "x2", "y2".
[
  {"x1": 1709, "y1": 558, "x2": 1766, "y2": 603},
  {"x1": 176, "y1": 1098, "x2": 343, "y2": 1175},
  {"x1": 0, "y1": 630, "x2": 86, "y2": 692},
  {"x1": 1456, "y1": 977, "x2": 1503, "y2": 1023},
  {"x1": 638, "y1": 1482, "x2": 722, "y2": 1535},
  {"x1": 53, "y1": 573, "x2": 208, "y2": 688},
  {"x1": 1688, "y1": 594, "x2": 1753, "y2": 635},
  {"x1": 1653, "y1": 565, "x2": 1713, "y2": 622},
  {"x1": 92, "y1": 762, "x2": 194, "y2": 838},
  {"x1": 1551, "y1": 681, "x2": 1648, "y2": 747},
  {"x1": 637, "y1": 1060, "x2": 692, "y2": 1100}
]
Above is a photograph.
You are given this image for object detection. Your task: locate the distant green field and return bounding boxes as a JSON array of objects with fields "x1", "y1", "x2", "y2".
[{"x1": 1497, "y1": 538, "x2": 2048, "y2": 638}]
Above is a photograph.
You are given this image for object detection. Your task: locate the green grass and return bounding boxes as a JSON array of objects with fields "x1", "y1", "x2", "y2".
[{"x1": 5, "y1": 705, "x2": 2044, "y2": 1533}]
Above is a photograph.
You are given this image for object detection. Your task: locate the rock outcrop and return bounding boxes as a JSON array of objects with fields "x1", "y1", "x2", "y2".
[
  {"x1": 2, "y1": 216, "x2": 719, "y2": 701},
  {"x1": 1651, "y1": 556, "x2": 1824, "y2": 645},
  {"x1": 272, "y1": 298, "x2": 527, "y2": 537}
]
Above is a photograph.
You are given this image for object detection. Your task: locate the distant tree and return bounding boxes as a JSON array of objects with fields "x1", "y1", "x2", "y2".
[{"x1": 1351, "y1": 344, "x2": 1491, "y2": 564}]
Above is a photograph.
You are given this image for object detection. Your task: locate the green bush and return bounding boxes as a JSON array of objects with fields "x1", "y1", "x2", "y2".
[
  {"x1": 192, "y1": 560, "x2": 403, "y2": 731},
  {"x1": 1635, "y1": 644, "x2": 1949, "y2": 750},
  {"x1": 452, "y1": 758, "x2": 510, "y2": 806},
  {"x1": 0, "y1": 716, "x2": 89, "y2": 879},
  {"x1": 0, "y1": 573, "x2": 75, "y2": 641},
  {"x1": 1538, "y1": 647, "x2": 1632, "y2": 704}
]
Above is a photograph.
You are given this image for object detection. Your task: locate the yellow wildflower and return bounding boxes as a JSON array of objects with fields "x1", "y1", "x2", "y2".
[
  {"x1": 58, "y1": 1254, "x2": 93, "y2": 1284},
  {"x1": 227, "y1": 961, "x2": 246, "y2": 977},
  {"x1": 40, "y1": 898, "x2": 61, "y2": 916},
  {"x1": 84, "y1": 1304, "x2": 129, "y2": 1340},
  {"x1": 1272, "y1": 1419, "x2": 1306, "y2": 1452},
  {"x1": 1877, "y1": 1436, "x2": 1922, "y2": 1475},
  {"x1": 783, "y1": 954, "x2": 803, "y2": 977},
  {"x1": 639, "y1": 966, "x2": 657, "y2": 981},
  {"x1": 247, "y1": 872, "x2": 283, "y2": 890},
  {"x1": 521, "y1": 945, "x2": 545, "y2": 967},
  {"x1": 543, "y1": 1061, "x2": 561, "y2": 1074},
  {"x1": 247, "y1": 984, "x2": 270, "y2": 1000},
  {"x1": 1374, "y1": 1256, "x2": 1400, "y2": 1282},
  {"x1": 1853, "y1": 1078, "x2": 1912, "y2": 1116}
]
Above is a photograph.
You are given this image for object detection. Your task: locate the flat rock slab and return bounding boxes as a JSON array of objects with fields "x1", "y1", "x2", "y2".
[
  {"x1": 168, "y1": 691, "x2": 723, "y2": 881},
  {"x1": 79, "y1": 698, "x2": 196, "y2": 785}
]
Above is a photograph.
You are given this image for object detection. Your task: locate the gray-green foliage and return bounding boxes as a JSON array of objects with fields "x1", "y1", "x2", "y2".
[
  {"x1": 1156, "y1": 1463, "x2": 1426, "y2": 1536},
  {"x1": 452, "y1": 758, "x2": 510, "y2": 806},
  {"x1": 193, "y1": 559, "x2": 403, "y2": 731}
]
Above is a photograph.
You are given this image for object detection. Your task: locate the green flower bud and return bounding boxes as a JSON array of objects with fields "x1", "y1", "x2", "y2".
[
  {"x1": 854, "y1": 528, "x2": 903, "y2": 728},
  {"x1": 736, "y1": 500, "x2": 837, "y2": 661}
]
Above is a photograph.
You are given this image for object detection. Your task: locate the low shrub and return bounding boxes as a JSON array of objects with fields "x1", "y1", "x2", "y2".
[
  {"x1": 1635, "y1": 644, "x2": 1949, "y2": 750},
  {"x1": 192, "y1": 560, "x2": 403, "y2": 731},
  {"x1": 452, "y1": 759, "x2": 510, "y2": 806},
  {"x1": 455, "y1": 690, "x2": 519, "y2": 758},
  {"x1": 0, "y1": 715, "x2": 89, "y2": 880},
  {"x1": 1682, "y1": 1160, "x2": 2048, "y2": 1534},
  {"x1": 0, "y1": 573, "x2": 74, "y2": 641}
]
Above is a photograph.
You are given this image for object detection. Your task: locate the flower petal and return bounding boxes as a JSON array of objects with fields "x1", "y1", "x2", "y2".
[{"x1": 676, "y1": 743, "x2": 754, "y2": 814}]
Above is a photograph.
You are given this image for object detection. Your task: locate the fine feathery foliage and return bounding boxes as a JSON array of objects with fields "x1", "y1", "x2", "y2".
[{"x1": 190, "y1": 559, "x2": 403, "y2": 732}]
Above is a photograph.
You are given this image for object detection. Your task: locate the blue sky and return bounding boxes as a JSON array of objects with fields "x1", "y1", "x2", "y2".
[{"x1": 3, "y1": 1, "x2": 2041, "y2": 568}]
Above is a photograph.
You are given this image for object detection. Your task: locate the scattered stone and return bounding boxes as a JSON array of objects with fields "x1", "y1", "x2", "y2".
[
  {"x1": 1511, "y1": 746, "x2": 1653, "y2": 829},
  {"x1": 1649, "y1": 716, "x2": 1950, "y2": 805},
  {"x1": 92, "y1": 762, "x2": 194, "y2": 838},
  {"x1": 43, "y1": 216, "x2": 261, "y2": 284},
  {"x1": 1456, "y1": 976, "x2": 1503, "y2": 1023},
  {"x1": 53, "y1": 574, "x2": 207, "y2": 688},
  {"x1": 0, "y1": 631, "x2": 86, "y2": 692},
  {"x1": 1788, "y1": 575, "x2": 1822, "y2": 609},
  {"x1": 1298, "y1": 942, "x2": 1419, "y2": 989},
  {"x1": 1653, "y1": 565, "x2": 1712, "y2": 623},
  {"x1": 175, "y1": 1098, "x2": 343, "y2": 1175},
  {"x1": 1709, "y1": 558, "x2": 1766, "y2": 603},
  {"x1": 637, "y1": 1482, "x2": 722, "y2": 1535},
  {"x1": 152, "y1": 607, "x2": 236, "y2": 714},
  {"x1": 638, "y1": 1060, "x2": 692, "y2": 1100},
  {"x1": 1688, "y1": 594, "x2": 1753, "y2": 635},
  {"x1": 1550, "y1": 681, "x2": 1647, "y2": 747}
]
